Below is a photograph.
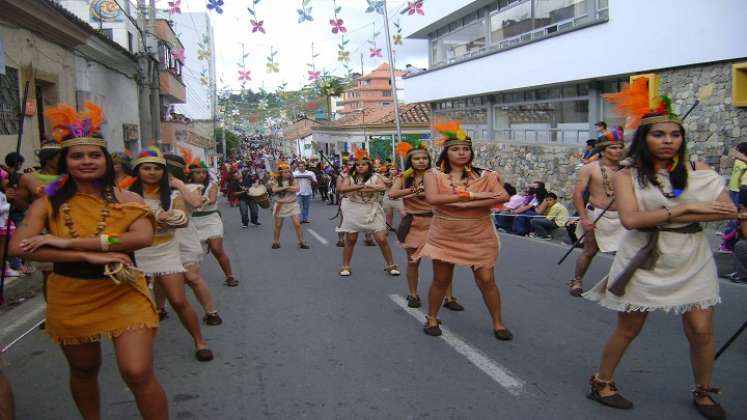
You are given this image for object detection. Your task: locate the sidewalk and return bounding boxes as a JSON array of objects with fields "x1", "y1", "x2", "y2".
[{"x1": 0, "y1": 270, "x2": 45, "y2": 351}]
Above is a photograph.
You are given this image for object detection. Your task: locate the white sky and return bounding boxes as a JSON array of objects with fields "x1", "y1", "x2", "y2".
[{"x1": 160, "y1": 0, "x2": 429, "y2": 92}]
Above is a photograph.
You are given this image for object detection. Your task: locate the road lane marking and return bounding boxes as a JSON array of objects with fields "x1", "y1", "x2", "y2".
[
  {"x1": 388, "y1": 294, "x2": 526, "y2": 397},
  {"x1": 307, "y1": 229, "x2": 329, "y2": 246}
]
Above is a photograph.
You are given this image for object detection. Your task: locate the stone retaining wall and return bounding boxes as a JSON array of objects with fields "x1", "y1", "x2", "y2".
[{"x1": 471, "y1": 60, "x2": 747, "y2": 203}]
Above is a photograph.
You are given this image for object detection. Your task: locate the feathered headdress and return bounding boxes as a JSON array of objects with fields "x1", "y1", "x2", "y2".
[
  {"x1": 596, "y1": 128, "x2": 624, "y2": 149},
  {"x1": 604, "y1": 77, "x2": 681, "y2": 130},
  {"x1": 111, "y1": 151, "x2": 131, "y2": 165},
  {"x1": 40, "y1": 141, "x2": 62, "y2": 151},
  {"x1": 276, "y1": 161, "x2": 290, "y2": 171},
  {"x1": 433, "y1": 120, "x2": 469, "y2": 148},
  {"x1": 397, "y1": 140, "x2": 430, "y2": 179},
  {"x1": 133, "y1": 146, "x2": 166, "y2": 167},
  {"x1": 44, "y1": 102, "x2": 107, "y2": 148},
  {"x1": 352, "y1": 147, "x2": 370, "y2": 162},
  {"x1": 118, "y1": 176, "x2": 136, "y2": 189}
]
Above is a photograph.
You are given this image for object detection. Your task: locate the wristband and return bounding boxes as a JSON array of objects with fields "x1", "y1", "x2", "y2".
[
  {"x1": 458, "y1": 191, "x2": 470, "y2": 201},
  {"x1": 664, "y1": 207, "x2": 672, "y2": 224},
  {"x1": 100, "y1": 234, "x2": 109, "y2": 251},
  {"x1": 469, "y1": 191, "x2": 474, "y2": 201}
]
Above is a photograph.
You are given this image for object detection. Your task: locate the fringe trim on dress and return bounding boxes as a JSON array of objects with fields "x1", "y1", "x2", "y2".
[
  {"x1": 49, "y1": 322, "x2": 159, "y2": 345},
  {"x1": 144, "y1": 269, "x2": 186, "y2": 278},
  {"x1": 595, "y1": 297, "x2": 721, "y2": 315}
]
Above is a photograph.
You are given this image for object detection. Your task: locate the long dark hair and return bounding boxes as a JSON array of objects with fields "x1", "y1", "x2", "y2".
[
  {"x1": 165, "y1": 154, "x2": 187, "y2": 182},
  {"x1": 403, "y1": 150, "x2": 432, "y2": 189},
  {"x1": 350, "y1": 160, "x2": 373, "y2": 184},
  {"x1": 627, "y1": 117, "x2": 688, "y2": 191},
  {"x1": 50, "y1": 140, "x2": 117, "y2": 216},
  {"x1": 274, "y1": 169, "x2": 292, "y2": 187},
  {"x1": 435, "y1": 142, "x2": 483, "y2": 179},
  {"x1": 188, "y1": 164, "x2": 210, "y2": 190},
  {"x1": 129, "y1": 162, "x2": 172, "y2": 210}
]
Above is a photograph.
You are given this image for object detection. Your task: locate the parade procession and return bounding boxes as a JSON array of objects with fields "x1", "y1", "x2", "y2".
[{"x1": 1, "y1": 0, "x2": 747, "y2": 419}]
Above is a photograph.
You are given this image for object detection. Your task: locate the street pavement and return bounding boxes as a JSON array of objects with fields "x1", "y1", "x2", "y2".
[{"x1": 3, "y1": 197, "x2": 747, "y2": 419}]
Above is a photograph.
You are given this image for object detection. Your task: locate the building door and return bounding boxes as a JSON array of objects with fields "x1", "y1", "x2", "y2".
[{"x1": 35, "y1": 83, "x2": 46, "y2": 142}]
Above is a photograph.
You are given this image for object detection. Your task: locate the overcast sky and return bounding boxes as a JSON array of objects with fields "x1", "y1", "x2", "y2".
[{"x1": 164, "y1": 0, "x2": 429, "y2": 92}]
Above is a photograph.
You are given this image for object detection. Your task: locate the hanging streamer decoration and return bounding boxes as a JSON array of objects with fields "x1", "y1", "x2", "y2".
[
  {"x1": 393, "y1": 19, "x2": 403, "y2": 45},
  {"x1": 247, "y1": 0, "x2": 265, "y2": 34},
  {"x1": 266, "y1": 46, "x2": 279, "y2": 73},
  {"x1": 407, "y1": 0, "x2": 425, "y2": 16},
  {"x1": 307, "y1": 43, "x2": 321, "y2": 81},
  {"x1": 368, "y1": 22, "x2": 382, "y2": 58},
  {"x1": 365, "y1": 0, "x2": 385, "y2": 15},
  {"x1": 329, "y1": 0, "x2": 346, "y2": 34},
  {"x1": 207, "y1": 0, "x2": 224, "y2": 14},
  {"x1": 168, "y1": 0, "x2": 182, "y2": 15},
  {"x1": 297, "y1": 0, "x2": 313, "y2": 23}
]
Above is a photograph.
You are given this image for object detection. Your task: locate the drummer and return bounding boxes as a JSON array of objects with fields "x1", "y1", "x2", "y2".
[{"x1": 229, "y1": 169, "x2": 261, "y2": 228}]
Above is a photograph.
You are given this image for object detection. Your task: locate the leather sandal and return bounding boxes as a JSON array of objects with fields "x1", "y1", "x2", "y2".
[
  {"x1": 203, "y1": 312, "x2": 223, "y2": 326},
  {"x1": 692, "y1": 385, "x2": 726, "y2": 420},
  {"x1": 224, "y1": 276, "x2": 239, "y2": 287},
  {"x1": 586, "y1": 374, "x2": 633, "y2": 409},
  {"x1": 271, "y1": 243, "x2": 280, "y2": 249},
  {"x1": 494, "y1": 328, "x2": 514, "y2": 341},
  {"x1": 299, "y1": 242, "x2": 310, "y2": 249},
  {"x1": 568, "y1": 279, "x2": 583, "y2": 297},
  {"x1": 386, "y1": 264, "x2": 401, "y2": 276},
  {"x1": 406, "y1": 295, "x2": 421, "y2": 308},
  {"x1": 443, "y1": 297, "x2": 465, "y2": 311},
  {"x1": 339, "y1": 266, "x2": 351, "y2": 277},
  {"x1": 195, "y1": 348, "x2": 214, "y2": 362},
  {"x1": 335, "y1": 240, "x2": 345, "y2": 247},
  {"x1": 423, "y1": 315, "x2": 442, "y2": 336}
]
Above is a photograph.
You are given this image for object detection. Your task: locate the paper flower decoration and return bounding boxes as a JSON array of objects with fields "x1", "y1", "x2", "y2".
[
  {"x1": 197, "y1": 48, "x2": 210, "y2": 61},
  {"x1": 251, "y1": 19, "x2": 265, "y2": 33},
  {"x1": 365, "y1": 0, "x2": 384, "y2": 14},
  {"x1": 308, "y1": 70, "x2": 321, "y2": 81},
  {"x1": 298, "y1": 0, "x2": 313, "y2": 23},
  {"x1": 337, "y1": 49, "x2": 350, "y2": 62},
  {"x1": 393, "y1": 34, "x2": 403, "y2": 45},
  {"x1": 407, "y1": 1, "x2": 424, "y2": 15},
  {"x1": 330, "y1": 18, "x2": 346, "y2": 34},
  {"x1": 266, "y1": 62, "x2": 279, "y2": 73},
  {"x1": 168, "y1": 0, "x2": 181, "y2": 14},
  {"x1": 207, "y1": 0, "x2": 224, "y2": 14},
  {"x1": 173, "y1": 49, "x2": 185, "y2": 62},
  {"x1": 369, "y1": 48, "x2": 382, "y2": 58},
  {"x1": 249, "y1": 115, "x2": 258, "y2": 123},
  {"x1": 238, "y1": 70, "x2": 251, "y2": 81}
]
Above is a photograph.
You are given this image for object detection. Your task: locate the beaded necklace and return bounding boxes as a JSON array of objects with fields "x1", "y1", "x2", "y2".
[
  {"x1": 62, "y1": 200, "x2": 112, "y2": 238},
  {"x1": 446, "y1": 171, "x2": 472, "y2": 193},
  {"x1": 599, "y1": 162, "x2": 619, "y2": 198},
  {"x1": 353, "y1": 174, "x2": 375, "y2": 203}
]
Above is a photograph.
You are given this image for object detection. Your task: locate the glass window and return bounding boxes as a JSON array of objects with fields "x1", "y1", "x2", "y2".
[
  {"x1": 490, "y1": 1, "x2": 532, "y2": 44},
  {"x1": 533, "y1": 0, "x2": 590, "y2": 27},
  {"x1": 433, "y1": 19, "x2": 487, "y2": 65},
  {"x1": 548, "y1": 88, "x2": 561, "y2": 99},
  {"x1": 493, "y1": 99, "x2": 589, "y2": 144},
  {"x1": 562, "y1": 85, "x2": 577, "y2": 97}
]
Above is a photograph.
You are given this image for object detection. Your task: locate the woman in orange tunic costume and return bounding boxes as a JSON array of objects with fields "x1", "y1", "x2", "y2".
[
  {"x1": 414, "y1": 121, "x2": 513, "y2": 340},
  {"x1": 10, "y1": 102, "x2": 168, "y2": 419}
]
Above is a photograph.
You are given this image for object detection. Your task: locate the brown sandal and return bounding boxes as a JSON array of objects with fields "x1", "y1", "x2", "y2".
[
  {"x1": 195, "y1": 348, "x2": 214, "y2": 362},
  {"x1": 568, "y1": 279, "x2": 583, "y2": 297},
  {"x1": 423, "y1": 315, "x2": 442, "y2": 336},
  {"x1": 692, "y1": 385, "x2": 726, "y2": 420},
  {"x1": 586, "y1": 374, "x2": 633, "y2": 409},
  {"x1": 224, "y1": 276, "x2": 239, "y2": 287}
]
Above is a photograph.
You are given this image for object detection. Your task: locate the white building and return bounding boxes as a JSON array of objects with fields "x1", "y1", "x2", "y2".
[
  {"x1": 403, "y1": 0, "x2": 747, "y2": 147},
  {"x1": 58, "y1": 0, "x2": 140, "y2": 54}
]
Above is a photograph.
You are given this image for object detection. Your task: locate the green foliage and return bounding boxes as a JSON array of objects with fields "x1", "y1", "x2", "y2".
[{"x1": 215, "y1": 128, "x2": 241, "y2": 155}]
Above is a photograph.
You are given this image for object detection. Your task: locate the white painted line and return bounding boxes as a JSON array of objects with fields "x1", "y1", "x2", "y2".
[
  {"x1": 307, "y1": 229, "x2": 329, "y2": 246},
  {"x1": 0, "y1": 300, "x2": 45, "y2": 348},
  {"x1": 388, "y1": 294, "x2": 526, "y2": 397}
]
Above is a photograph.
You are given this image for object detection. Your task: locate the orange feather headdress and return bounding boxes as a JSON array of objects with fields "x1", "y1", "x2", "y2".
[
  {"x1": 433, "y1": 119, "x2": 470, "y2": 148},
  {"x1": 604, "y1": 77, "x2": 681, "y2": 130},
  {"x1": 352, "y1": 147, "x2": 370, "y2": 162},
  {"x1": 44, "y1": 102, "x2": 107, "y2": 148}
]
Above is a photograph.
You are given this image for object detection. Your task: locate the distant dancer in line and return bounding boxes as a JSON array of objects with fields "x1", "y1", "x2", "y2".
[
  {"x1": 336, "y1": 149, "x2": 399, "y2": 277},
  {"x1": 270, "y1": 161, "x2": 309, "y2": 249},
  {"x1": 413, "y1": 121, "x2": 511, "y2": 340},
  {"x1": 569, "y1": 130, "x2": 626, "y2": 296}
]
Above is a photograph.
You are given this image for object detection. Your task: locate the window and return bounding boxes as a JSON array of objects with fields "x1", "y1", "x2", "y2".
[
  {"x1": 383, "y1": 91, "x2": 392, "y2": 97},
  {"x1": 490, "y1": 1, "x2": 532, "y2": 44},
  {"x1": 127, "y1": 32, "x2": 134, "y2": 53},
  {"x1": 431, "y1": 18, "x2": 487, "y2": 66},
  {"x1": 0, "y1": 67, "x2": 20, "y2": 135},
  {"x1": 100, "y1": 28, "x2": 114, "y2": 40}
]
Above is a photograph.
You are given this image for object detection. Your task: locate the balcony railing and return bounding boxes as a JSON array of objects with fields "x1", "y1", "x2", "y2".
[{"x1": 494, "y1": 128, "x2": 590, "y2": 145}]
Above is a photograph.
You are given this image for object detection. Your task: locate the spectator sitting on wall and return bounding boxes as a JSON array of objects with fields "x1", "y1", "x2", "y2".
[
  {"x1": 719, "y1": 142, "x2": 747, "y2": 252},
  {"x1": 581, "y1": 139, "x2": 599, "y2": 164},
  {"x1": 494, "y1": 183, "x2": 525, "y2": 233},
  {"x1": 529, "y1": 193, "x2": 570, "y2": 240},
  {"x1": 594, "y1": 121, "x2": 609, "y2": 139},
  {"x1": 727, "y1": 188, "x2": 747, "y2": 283}
]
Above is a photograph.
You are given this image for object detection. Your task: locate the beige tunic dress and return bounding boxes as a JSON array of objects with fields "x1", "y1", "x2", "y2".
[
  {"x1": 176, "y1": 184, "x2": 206, "y2": 267},
  {"x1": 272, "y1": 179, "x2": 301, "y2": 218},
  {"x1": 336, "y1": 174, "x2": 387, "y2": 234},
  {"x1": 584, "y1": 168, "x2": 723, "y2": 314},
  {"x1": 134, "y1": 191, "x2": 186, "y2": 276},
  {"x1": 575, "y1": 207, "x2": 626, "y2": 253}
]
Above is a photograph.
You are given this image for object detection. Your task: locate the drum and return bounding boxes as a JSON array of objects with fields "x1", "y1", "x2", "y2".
[{"x1": 248, "y1": 184, "x2": 271, "y2": 208}]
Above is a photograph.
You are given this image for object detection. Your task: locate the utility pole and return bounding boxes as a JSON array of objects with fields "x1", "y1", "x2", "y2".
[
  {"x1": 136, "y1": 1, "x2": 151, "y2": 151},
  {"x1": 382, "y1": 0, "x2": 403, "y2": 164},
  {"x1": 147, "y1": 0, "x2": 160, "y2": 147}
]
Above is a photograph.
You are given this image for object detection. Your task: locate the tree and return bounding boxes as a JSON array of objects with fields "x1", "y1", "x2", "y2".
[
  {"x1": 318, "y1": 76, "x2": 346, "y2": 120},
  {"x1": 215, "y1": 128, "x2": 241, "y2": 156}
]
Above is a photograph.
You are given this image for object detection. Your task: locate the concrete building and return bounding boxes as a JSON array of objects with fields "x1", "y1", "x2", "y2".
[
  {"x1": 58, "y1": 0, "x2": 140, "y2": 54},
  {"x1": 403, "y1": 0, "x2": 747, "y2": 194},
  {"x1": 154, "y1": 18, "x2": 186, "y2": 153},
  {"x1": 338, "y1": 63, "x2": 405, "y2": 114},
  {"x1": 168, "y1": 12, "x2": 217, "y2": 162},
  {"x1": 0, "y1": 0, "x2": 141, "y2": 161}
]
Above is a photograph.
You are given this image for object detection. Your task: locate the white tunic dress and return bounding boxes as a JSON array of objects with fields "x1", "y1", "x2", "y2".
[
  {"x1": 192, "y1": 182, "x2": 224, "y2": 241},
  {"x1": 176, "y1": 184, "x2": 206, "y2": 267},
  {"x1": 584, "y1": 168, "x2": 723, "y2": 314},
  {"x1": 134, "y1": 191, "x2": 185, "y2": 276}
]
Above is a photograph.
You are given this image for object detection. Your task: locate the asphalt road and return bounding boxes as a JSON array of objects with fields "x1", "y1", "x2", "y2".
[{"x1": 3, "y1": 197, "x2": 747, "y2": 419}]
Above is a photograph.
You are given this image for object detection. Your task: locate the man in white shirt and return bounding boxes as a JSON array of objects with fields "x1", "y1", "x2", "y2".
[{"x1": 293, "y1": 161, "x2": 317, "y2": 223}]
